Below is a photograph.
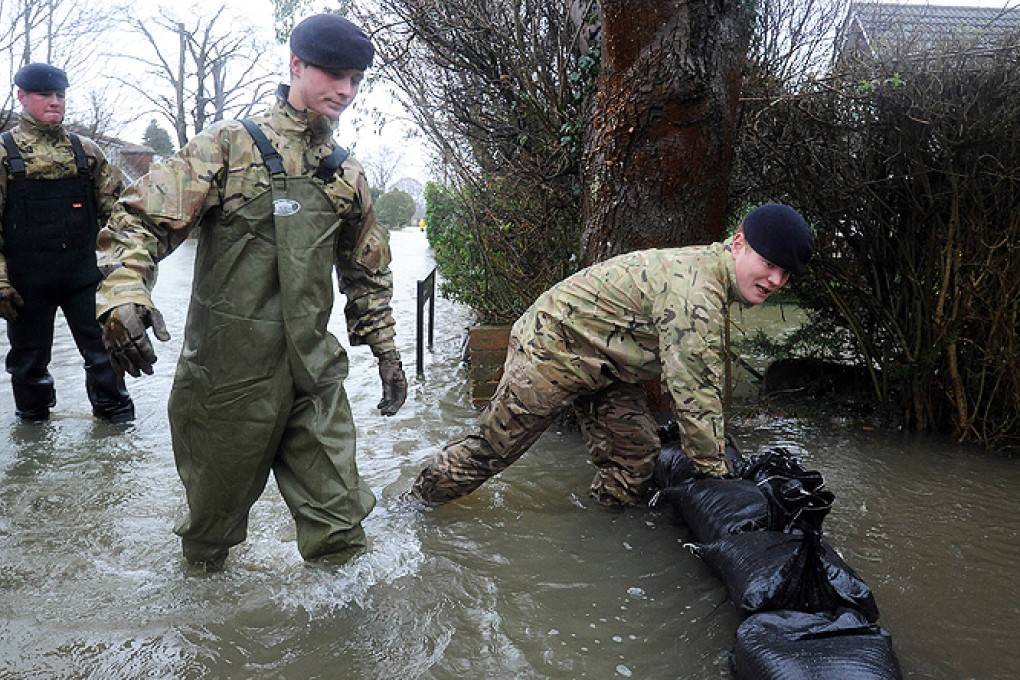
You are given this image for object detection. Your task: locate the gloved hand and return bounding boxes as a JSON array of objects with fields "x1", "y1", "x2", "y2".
[
  {"x1": 100, "y1": 303, "x2": 171, "y2": 377},
  {"x1": 0, "y1": 286, "x2": 24, "y2": 321},
  {"x1": 377, "y1": 350, "x2": 407, "y2": 416}
]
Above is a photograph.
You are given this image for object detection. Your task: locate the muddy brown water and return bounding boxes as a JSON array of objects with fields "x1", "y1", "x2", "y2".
[{"x1": 1, "y1": 228, "x2": 1017, "y2": 679}]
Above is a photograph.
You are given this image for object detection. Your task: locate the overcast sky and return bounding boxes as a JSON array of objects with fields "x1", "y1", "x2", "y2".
[
  {"x1": 27, "y1": 0, "x2": 1020, "y2": 185},
  {"x1": 101, "y1": 0, "x2": 428, "y2": 182}
]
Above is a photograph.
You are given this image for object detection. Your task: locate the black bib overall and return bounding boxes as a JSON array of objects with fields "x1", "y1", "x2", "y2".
[{"x1": 1, "y1": 131, "x2": 132, "y2": 422}]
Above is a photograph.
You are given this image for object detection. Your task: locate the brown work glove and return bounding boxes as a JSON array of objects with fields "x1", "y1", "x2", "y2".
[
  {"x1": 0, "y1": 286, "x2": 24, "y2": 321},
  {"x1": 100, "y1": 303, "x2": 171, "y2": 377},
  {"x1": 377, "y1": 350, "x2": 407, "y2": 416}
]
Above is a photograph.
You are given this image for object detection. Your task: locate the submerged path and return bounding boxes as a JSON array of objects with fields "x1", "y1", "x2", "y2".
[{"x1": 0, "y1": 227, "x2": 1017, "y2": 678}]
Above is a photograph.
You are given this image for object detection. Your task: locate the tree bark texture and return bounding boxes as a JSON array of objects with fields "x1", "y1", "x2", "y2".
[{"x1": 581, "y1": 0, "x2": 752, "y2": 263}]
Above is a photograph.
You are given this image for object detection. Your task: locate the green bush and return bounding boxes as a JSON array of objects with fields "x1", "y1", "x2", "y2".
[
  {"x1": 425, "y1": 180, "x2": 580, "y2": 324},
  {"x1": 735, "y1": 46, "x2": 1020, "y2": 451},
  {"x1": 375, "y1": 189, "x2": 417, "y2": 228}
]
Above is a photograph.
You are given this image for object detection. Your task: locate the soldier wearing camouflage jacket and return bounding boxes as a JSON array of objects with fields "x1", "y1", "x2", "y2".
[
  {"x1": 0, "y1": 63, "x2": 133, "y2": 423},
  {"x1": 408, "y1": 204, "x2": 814, "y2": 508},
  {"x1": 95, "y1": 15, "x2": 407, "y2": 570}
]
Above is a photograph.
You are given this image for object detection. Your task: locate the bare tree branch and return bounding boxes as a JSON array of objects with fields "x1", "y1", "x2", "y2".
[{"x1": 110, "y1": 5, "x2": 279, "y2": 146}]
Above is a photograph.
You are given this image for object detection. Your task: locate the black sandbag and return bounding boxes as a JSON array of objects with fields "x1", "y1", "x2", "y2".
[
  {"x1": 690, "y1": 530, "x2": 880, "y2": 621},
  {"x1": 657, "y1": 419, "x2": 682, "y2": 446},
  {"x1": 653, "y1": 421, "x2": 744, "y2": 490},
  {"x1": 737, "y1": 448, "x2": 835, "y2": 533},
  {"x1": 732, "y1": 608, "x2": 903, "y2": 680},
  {"x1": 653, "y1": 441, "x2": 697, "y2": 489},
  {"x1": 660, "y1": 479, "x2": 769, "y2": 543}
]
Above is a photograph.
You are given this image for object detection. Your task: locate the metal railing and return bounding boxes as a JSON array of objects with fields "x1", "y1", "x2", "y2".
[{"x1": 415, "y1": 267, "x2": 436, "y2": 379}]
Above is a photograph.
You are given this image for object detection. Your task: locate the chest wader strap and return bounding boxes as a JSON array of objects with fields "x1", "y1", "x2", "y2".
[
  {"x1": 241, "y1": 119, "x2": 286, "y2": 176},
  {"x1": 67, "y1": 133, "x2": 92, "y2": 178},
  {"x1": 2, "y1": 130, "x2": 91, "y2": 179},
  {"x1": 240, "y1": 119, "x2": 350, "y2": 183},
  {"x1": 2, "y1": 131, "x2": 25, "y2": 177},
  {"x1": 314, "y1": 145, "x2": 349, "y2": 183}
]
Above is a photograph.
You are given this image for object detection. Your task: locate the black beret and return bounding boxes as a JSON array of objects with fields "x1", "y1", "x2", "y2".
[
  {"x1": 14, "y1": 63, "x2": 69, "y2": 92},
  {"x1": 742, "y1": 203, "x2": 814, "y2": 275},
  {"x1": 290, "y1": 14, "x2": 374, "y2": 72}
]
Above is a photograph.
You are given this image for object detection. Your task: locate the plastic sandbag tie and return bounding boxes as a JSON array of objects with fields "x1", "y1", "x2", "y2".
[{"x1": 738, "y1": 448, "x2": 835, "y2": 533}]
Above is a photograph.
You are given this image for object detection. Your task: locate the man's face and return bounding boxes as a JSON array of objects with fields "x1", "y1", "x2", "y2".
[
  {"x1": 731, "y1": 232, "x2": 791, "y2": 305},
  {"x1": 18, "y1": 89, "x2": 65, "y2": 124},
  {"x1": 288, "y1": 56, "x2": 363, "y2": 121}
]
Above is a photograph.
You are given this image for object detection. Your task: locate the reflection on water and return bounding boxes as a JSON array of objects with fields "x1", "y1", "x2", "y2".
[{"x1": 0, "y1": 228, "x2": 1017, "y2": 679}]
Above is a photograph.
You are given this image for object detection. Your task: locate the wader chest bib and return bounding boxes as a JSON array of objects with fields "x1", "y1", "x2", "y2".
[
  {"x1": 169, "y1": 120, "x2": 373, "y2": 562},
  {"x1": 1, "y1": 131, "x2": 101, "y2": 290},
  {"x1": 181, "y1": 121, "x2": 350, "y2": 393}
]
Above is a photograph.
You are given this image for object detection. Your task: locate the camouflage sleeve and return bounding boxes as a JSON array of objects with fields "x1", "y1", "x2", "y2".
[
  {"x1": 655, "y1": 277, "x2": 728, "y2": 475},
  {"x1": 96, "y1": 129, "x2": 228, "y2": 318},
  {"x1": 81, "y1": 138, "x2": 125, "y2": 222},
  {"x1": 335, "y1": 160, "x2": 397, "y2": 357}
]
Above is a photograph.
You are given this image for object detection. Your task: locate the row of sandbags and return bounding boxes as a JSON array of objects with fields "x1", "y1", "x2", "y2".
[{"x1": 651, "y1": 423, "x2": 903, "y2": 679}]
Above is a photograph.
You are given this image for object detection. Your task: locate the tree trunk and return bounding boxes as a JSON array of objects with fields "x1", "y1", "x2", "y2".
[
  {"x1": 176, "y1": 22, "x2": 188, "y2": 147},
  {"x1": 581, "y1": 0, "x2": 752, "y2": 263}
]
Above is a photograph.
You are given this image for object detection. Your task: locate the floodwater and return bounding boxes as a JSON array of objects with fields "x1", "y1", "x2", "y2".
[{"x1": 1, "y1": 228, "x2": 1017, "y2": 679}]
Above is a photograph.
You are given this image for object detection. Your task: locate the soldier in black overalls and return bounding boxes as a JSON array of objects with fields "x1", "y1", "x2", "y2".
[{"x1": 0, "y1": 63, "x2": 133, "y2": 423}]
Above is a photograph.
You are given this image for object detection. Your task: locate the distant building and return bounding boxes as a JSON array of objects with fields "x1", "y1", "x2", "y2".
[
  {"x1": 836, "y1": 2, "x2": 1020, "y2": 66},
  {"x1": 99, "y1": 140, "x2": 155, "y2": 185}
]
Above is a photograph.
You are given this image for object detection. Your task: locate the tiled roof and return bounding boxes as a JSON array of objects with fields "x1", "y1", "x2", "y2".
[{"x1": 849, "y1": 2, "x2": 1020, "y2": 51}]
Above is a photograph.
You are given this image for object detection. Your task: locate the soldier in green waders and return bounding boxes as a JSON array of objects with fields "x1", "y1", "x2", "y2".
[
  {"x1": 95, "y1": 15, "x2": 407, "y2": 572},
  {"x1": 406, "y1": 204, "x2": 813, "y2": 508}
]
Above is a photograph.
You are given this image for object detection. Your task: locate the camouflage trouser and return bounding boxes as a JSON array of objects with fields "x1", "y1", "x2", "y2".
[
  {"x1": 574, "y1": 381, "x2": 660, "y2": 506},
  {"x1": 409, "y1": 339, "x2": 660, "y2": 507}
]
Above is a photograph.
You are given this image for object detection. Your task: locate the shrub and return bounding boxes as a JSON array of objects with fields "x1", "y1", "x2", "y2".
[
  {"x1": 425, "y1": 179, "x2": 580, "y2": 324},
  {"x1": 735, "y1": 45, "x2": 1020, "y2": 451},
  {"x1": 375, "y1": 189, "x2": 417, "y2": 228}
]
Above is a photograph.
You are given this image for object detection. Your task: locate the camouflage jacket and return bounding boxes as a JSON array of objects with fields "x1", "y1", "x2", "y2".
[
  {"x1": 96, "y1": 85, "x2": 397, "y2": 355},
  {"x1": 515, "y1": 240, "x2": 744, "y2": 469},
  {"x1": 0, "y1": 112, "x2": 125, "y2": 287}
]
